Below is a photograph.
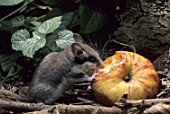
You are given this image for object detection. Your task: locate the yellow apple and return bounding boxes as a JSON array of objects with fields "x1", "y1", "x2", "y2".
[{"x1": 92, "y1": 51, "x2": 160, "y2": 106}]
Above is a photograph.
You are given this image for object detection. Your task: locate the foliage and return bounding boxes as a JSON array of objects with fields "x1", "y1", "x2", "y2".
[
  {"x1": 0, "y1": 53, "x2": 22, "y2": 83},
  {"x1": 79, "y1": 4, "x2": 106, "y2": 34},
  {"x1": 0, "y1": 0, "x2": 121, "y2": 82},
  {"x1": 0, "y1": 0, "x2": 24, "y2": 6},
  {"x1": 11, "y1": 29, "x2": 46, "y2": 58},
  {"x1": 46, "y1": 30, "x2": 75, "y2": 52},
  {"x1": 38, "y1": 16, "x2": 62, "y2": 34}
]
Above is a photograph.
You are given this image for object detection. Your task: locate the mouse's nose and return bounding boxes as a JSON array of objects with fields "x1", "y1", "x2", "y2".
[{"x1": 97, "y1": 61, "x2": 104, "y2": 68}]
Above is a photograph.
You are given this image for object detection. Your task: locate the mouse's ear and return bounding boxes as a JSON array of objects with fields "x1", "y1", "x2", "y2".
[
  {"x1": 71, "y1": 43, "x2": 86, "y2": 60},
  {"x1": 73, "y1": 33, "x2": 85, "y2": 43}
]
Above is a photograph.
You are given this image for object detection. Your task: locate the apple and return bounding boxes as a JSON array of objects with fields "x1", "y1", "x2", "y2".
[{"x1": 92, "y1": 51, "x2": 160, "y2": 106}]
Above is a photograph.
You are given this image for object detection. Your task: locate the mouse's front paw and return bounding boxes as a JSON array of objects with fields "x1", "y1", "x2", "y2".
[{"x1": 88, "y1": 73, "x2": 99, "y2": 81}]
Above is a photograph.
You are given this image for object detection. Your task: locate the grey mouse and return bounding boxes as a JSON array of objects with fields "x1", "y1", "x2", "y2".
[{"x1": 19, "y1": 42, "x2": 104, "y2": 105}]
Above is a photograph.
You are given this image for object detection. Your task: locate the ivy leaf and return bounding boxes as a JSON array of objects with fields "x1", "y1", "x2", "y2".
[
  {"x1": 46, "y1": 30, "x2": 75, "y2": 52},
  {"x1": 79, "y1": 4, "x2": 107, "y2": 34},
  {"x1": 11, "y1": 29, "x2": 46, "y2": 58},
  {"x1": 38, "y1": 16, "x2": 62, "y2": 34},
  {"x1": 0, "y1": 0, "x2": 24, "y2": 6}
]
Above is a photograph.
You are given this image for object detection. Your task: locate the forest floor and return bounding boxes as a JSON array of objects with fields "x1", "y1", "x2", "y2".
[{"x1": 0, "y1": 49, "x2": 169, "y2": 114}]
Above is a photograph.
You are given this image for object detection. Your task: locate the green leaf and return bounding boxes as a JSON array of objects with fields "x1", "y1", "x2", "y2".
[
  {"x1": 43, "y1": 8, "x2": 64, "y2": 21},
  {"x1": 11, "y1": 29, "x2": 46, "y2": 58},
  {"x1": 0, "y1": 53, "x2": 22, "y2": 83},
  {"x1": 46, "y1": 35, "x2": 60, "y2": 52},
  {"x1": 56, "y1": 30, "x2": 75, "y2": 49},
  {"x1": 44, "y1": 12, "x2": 75, "y2": 30},
  {"x1": 0, "y1": 0, "x2": 24, "y2": 6},
  {"x1": 11, "y1": 29, "x2": 30, "y2": 51},
  {"x1": 11, "y1": 16, "x2": 25, "y2": 27},
  {"x1": 0, "y1": 20, "x2": 14, "y2": 33},
  {"x1": 60, "y1": 12, "x2": 74, "y2": 29},
  {"x1": 79, "y1": 4, "x2": 107, "y2": 34},
  {"x1": 41, "y1": 0, "x2": 59, "y2": 5},
  {"x1": 0, "y1": 16, "x2": 38, "y2": 33},
  {"x1": 46, "y1": 30, "x2": 75, "y2": 52},
  {"x1": 6, "y1": 63, "x2": 22, "y2": 78},
  {"x1": 0, "y1": 53, "x2": 21, "y2": 72},
  {"x1": 25, "y1": 17, "x2": 42, "y2": 31},
  {"x1": 38, "y1": 16, "x2": 62, "y2": 34}
]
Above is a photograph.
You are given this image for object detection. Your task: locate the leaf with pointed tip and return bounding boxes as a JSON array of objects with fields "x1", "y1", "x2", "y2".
[
  {"x1": 46, "y1": 30, "x2": 75, "y2": 51},
  {"x1": 79, "y1": 4, "x2": 107, "y2": 34},
  {"x1": 38, "y1": 16, "x2": 62, "y2": 34}
]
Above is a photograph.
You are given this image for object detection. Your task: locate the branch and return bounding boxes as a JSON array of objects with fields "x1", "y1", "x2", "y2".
[
  {"x1": 114, "y1": 98, "x2": 170, "y2": 108},
  {"x1": 143, "y1": 103, "x2": 170, "y2": 114},
  {"x1": 0, "y1": 98, "x2": 122, "y2": 114},
  {"x1": 0, "y1": 99, "x2": 51, "y2": 112},
  {"x1": 1, "y1": 90, "x2": 170, "y2": 113},
  {"x1": 0, "y1": 90, "x2": 19, "y2": 99},
  {"x1": 57, "y1": 104, "x2": 122, "y2": 114}
]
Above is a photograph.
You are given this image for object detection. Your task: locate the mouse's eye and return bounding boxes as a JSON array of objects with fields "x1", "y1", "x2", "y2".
[
  {"x1": 77, "y1": 50, "x2": 83, "y2": 55},
  {"x1": 88, "y1": 56, "x2": 97, "y2": 63}
]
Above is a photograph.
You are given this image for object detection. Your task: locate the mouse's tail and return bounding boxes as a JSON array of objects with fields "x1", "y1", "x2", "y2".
[{"x1": 18, "y1": 95, "x2": 33, "y2": 103}]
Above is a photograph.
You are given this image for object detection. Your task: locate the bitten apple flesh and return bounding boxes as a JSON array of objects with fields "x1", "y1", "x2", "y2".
[{"x1": 92, "y1": 51, "x2": 160, "y2": 106}]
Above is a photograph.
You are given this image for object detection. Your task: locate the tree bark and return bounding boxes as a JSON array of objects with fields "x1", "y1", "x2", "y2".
[{"x1": 114, "y1": 0, "x2": 170, "y2": 60}]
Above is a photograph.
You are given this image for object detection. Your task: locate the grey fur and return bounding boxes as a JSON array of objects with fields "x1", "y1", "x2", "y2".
[{"x1": 19, "y1": 42, "x2": 103, "y2": 105}]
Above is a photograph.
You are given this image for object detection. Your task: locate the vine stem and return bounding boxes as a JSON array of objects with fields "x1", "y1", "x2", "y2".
[{"x1": 0, "y1": 0, "x2": 35, "y2": 22}]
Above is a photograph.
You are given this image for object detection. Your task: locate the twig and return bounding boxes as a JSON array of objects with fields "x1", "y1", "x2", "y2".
[
  {"x1": 109, "y1": 34, "x2": 136, "y2": 53},
  {"x1": 0, "y1": 99, "x2": 51, "y2": 112},
  {"x1": 57, "y1": 104, "x2": 122, "y2": 114},
  {"x1": 75, "y1": 97, "x2": 94, "y2": 104},
  {"x1": 102, "y1": 39, "x2": 110, "y2": 51}
]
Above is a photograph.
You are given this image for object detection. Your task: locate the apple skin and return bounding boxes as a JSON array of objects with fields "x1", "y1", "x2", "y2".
[{"x1": 92, "y1": 51, "x2": 160, "y2": 106}]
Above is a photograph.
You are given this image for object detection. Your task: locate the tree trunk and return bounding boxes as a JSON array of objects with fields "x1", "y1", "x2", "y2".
[{"x1": 114, "y1": 0, "x2": 170, "y2": 61}]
